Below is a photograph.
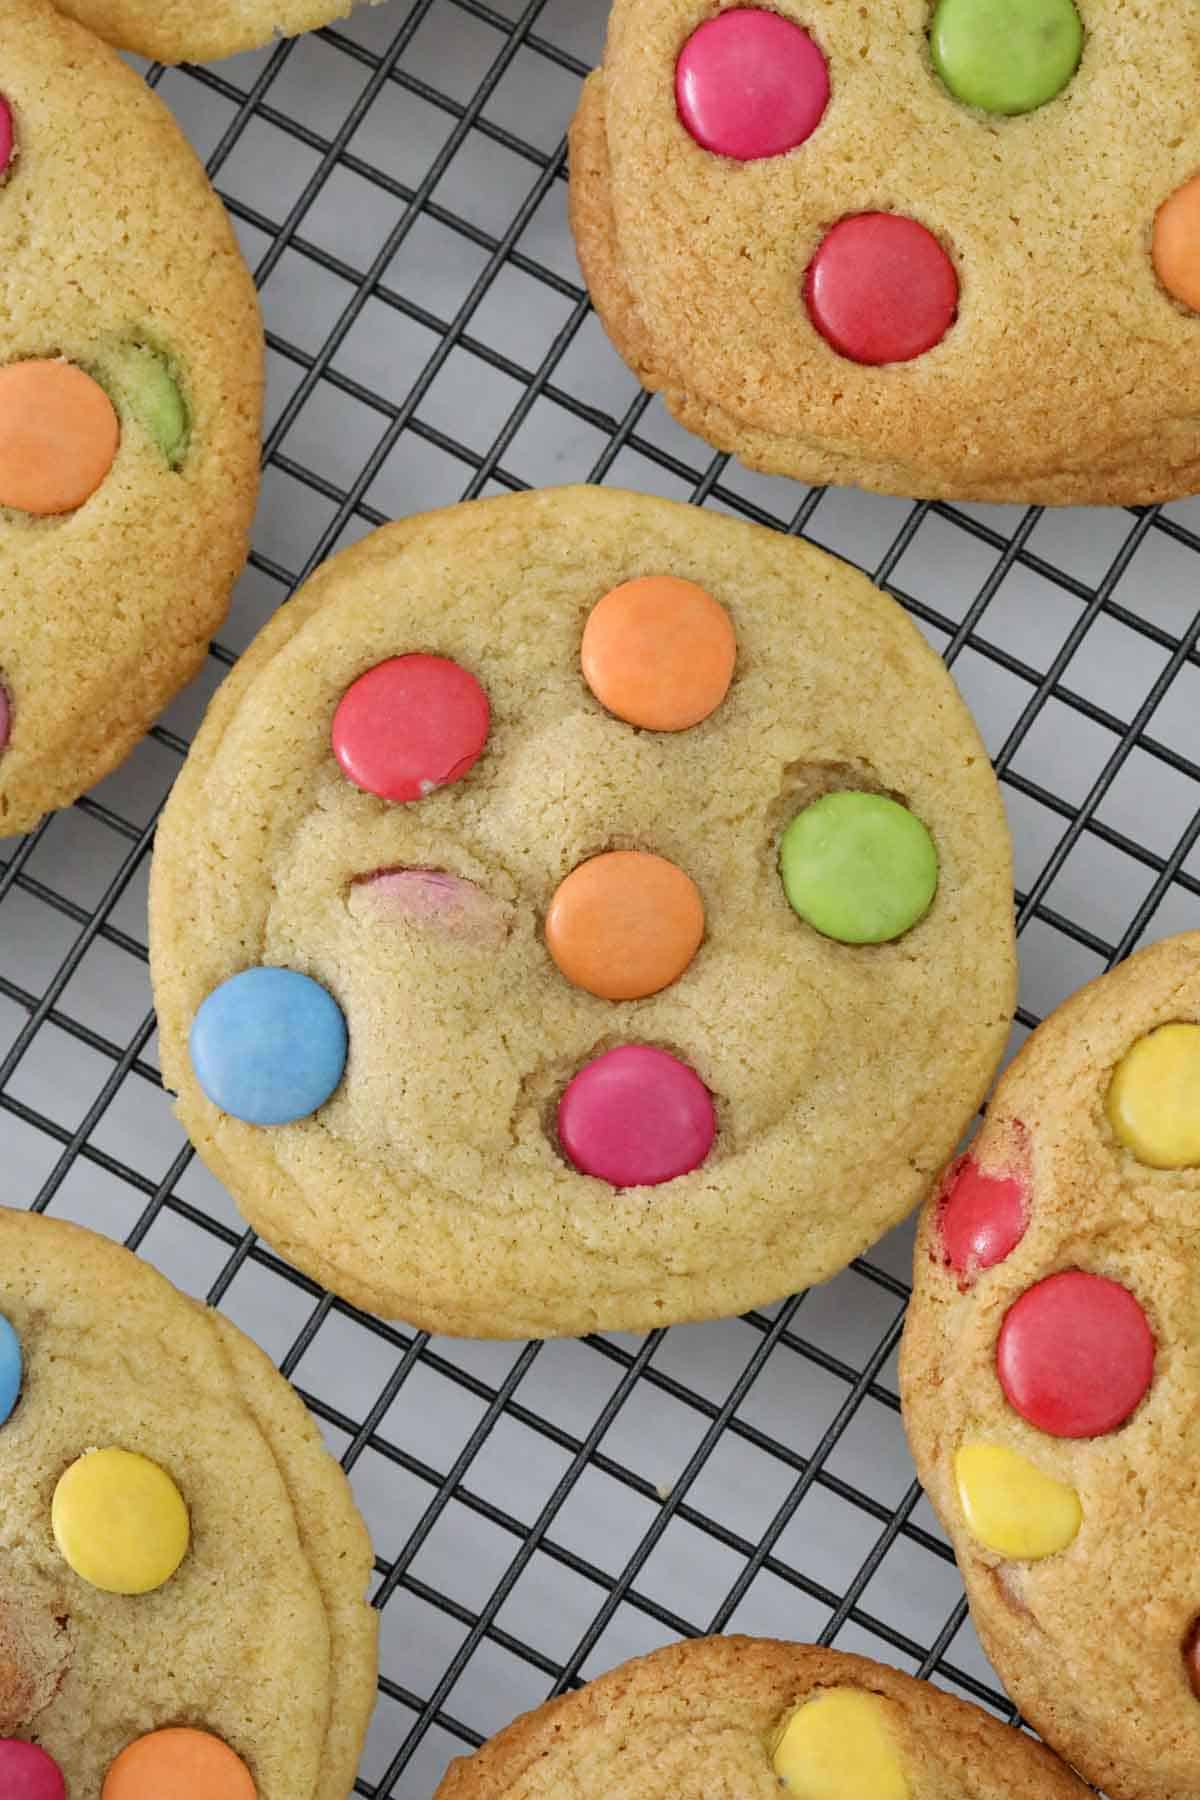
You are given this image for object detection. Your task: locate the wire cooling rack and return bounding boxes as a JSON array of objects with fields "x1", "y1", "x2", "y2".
[{"x1": 3, "y1": 0, "x2": 1200, "y2": 1790}]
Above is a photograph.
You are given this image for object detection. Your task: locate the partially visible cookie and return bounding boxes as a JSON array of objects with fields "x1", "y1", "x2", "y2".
[
  {"x1": 56, "y1": 0, "x2": 386, "y2": 63},
  {"x1": 901, "y1": 930, "x2": 1200, "y2": 1800},
  {"x1": 148, "y1": 485, "x2": 1015, "y2": 1338},
  {"x1": 570, "y1": 0, "x2": 1200, "y2": 504},
  {"x1": 0, "y1": 1207, "x2": 377, "y2": 1797},
  {"x1": 0, "y1": 0, "x2": 262, "y2": 837},
  {"x1": 433, "y1": 1636, "x2": 1091, "y2": 1797}
]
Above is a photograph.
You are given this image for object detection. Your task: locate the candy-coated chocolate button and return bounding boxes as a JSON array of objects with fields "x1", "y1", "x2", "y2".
[
  {"x1": 805, "y1": 216, "x2": 958, "y2": 365},
  {"x1": 349, "y1": 869, "x2": 510, "y2": 945},
  {"x1": 930, "y1": 0, "x2": 1083, "y2": 115},
  {"x1": 112, "y1": 344, "x2": 189, "y2": 466},
  {"x1": 581, "y1": 576, "x2": 735, "y2": 731},
  {"x1": 1184, "y1": 1619, "x2": 1200, "y2": 1699},
  {"x1": 1154, "y1": 176, "x2": 1200, "y2": 314},
  {"x1": 103, "y1": 1729, "x2": 256, "y2": 1800},
  {"x1": 52, "y1": 1448, "x2": 189, "y2": 1594},
  {"x1": 954, "y1": 1441, "x2": 1081, "y2": 1559},
  {"x1": 0, "y1": 1741, "x2": 66, "y2": 1800},
  {"x1": 780, "y1": 791, "x2": 938, "y2": 943},
  {"x1": 939, "y1": 1157, "x2": 1027, "y2": 1275},
  {"x1": 0, "y1": 97, "x2": 14, "y2": 180},
  {"x1": 332, "y1": 654, "x2": 489, "y2": 802},
  {"x1": 0, "y1": 1311, "x2": 22, "y2": 1427},
  {"x1": 0, "y1": 683, "x2": 9, "y2": 753},
  {"x1": 558, "y1": 1044, "x2": 715, "y2": 1186},
  {"x1": 0, "y1": 361, "x2": 120, "y2": 516},
  {"x1": 1106, "y1": 1023, "x2": 1200, "y2": 1169},
  {"x1": 546, "y1": 851, "x2": 704, "y2": 1000},
  {"x1": 190, "y1": 967, "x2": 347, "y2": 1127},
  {"x1": 772, "y1": 1689, "x2": 909, "y2": 1799},
  {"x1": 997, "y1": 1270, "x2": 1154, "y2": 1438},
  {"x1": 675, "y1": 9, "x2": 829, "y2": 161}
]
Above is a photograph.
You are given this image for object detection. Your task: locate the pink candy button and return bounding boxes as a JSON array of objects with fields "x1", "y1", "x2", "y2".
[
  {"x1": 805, "y1": 213, "x2": 958, "y2": 364},
  {"x1": 997, "y1": 1270, "x2": 1154, "y2": 1439},
  {"x1": 675, "y1": 9, "x2": 829, "y2": 161},
  {"x1": 0, "y1": 1741, "x2": 66, "y2": 1800},
  {"x1": 349, "y1": 868, "x2": 510, "y2": 946},
  {"x1": 0, "y1": 97, "x2": 13, "y2": 180},
  {"x1": 939, "y1": 1156, "x2": 1027, "y2": 1276},
  {"x1": 0, "y1": 683, "x2": 9, "y2": 753},
  {"x1": 332, "y1": 654, "x2": 489, "y2": 804},
  {"x1": 558, "y1": 1044, "x2": 716, "y2": 1187}
]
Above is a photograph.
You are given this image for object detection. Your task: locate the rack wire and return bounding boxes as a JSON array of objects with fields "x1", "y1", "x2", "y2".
[{"x1": 3, "y1": 0, "x2": 1198, "y2": 1789}]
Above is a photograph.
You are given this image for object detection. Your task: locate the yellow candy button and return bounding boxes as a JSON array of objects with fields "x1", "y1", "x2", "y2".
[
  {"x1": 954, "y1": 1442, "x2": 1081, "y2": 1561},
  {"x1": 772, "y1": 1688, "x2": 909, "y2": 1799},
  {"x1": 1106, "y1": 1023, "x2": 1200, "y2": 1169},
  {"x1": 52, "y1": 1448, "x2": 190, "y2": 1595}
]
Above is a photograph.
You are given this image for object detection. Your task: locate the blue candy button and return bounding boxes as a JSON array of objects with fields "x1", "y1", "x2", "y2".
[
  {"x1": 0, "y1": 1312, "x2": 21, "y2": 1427},
  {"x1": 189, "y1": 967, "x2": 347, "y2": 1126}
]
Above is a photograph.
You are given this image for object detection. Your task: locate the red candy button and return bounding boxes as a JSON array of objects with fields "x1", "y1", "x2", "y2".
[
  {"x1": 805, "y1": 214, "x2": 959, "y2": 365},
  {"x1": 558, "y1": 1044, "x2": 716, "y2": 1187},
  {"x1": 997, "y1": 1270, "x2": 1154, "y2": 1439},
  {"x1": 675, "y1": 9, "x2": 830, "y2": 161},
  {"x1": 939, "y1": 1156, "x2": 1027, "y2": 1276},
  {"x1": 332, "y1": 654, "x2": 489, "y2": 803},
  {"x1": 0, "y1": 98, "x2": 13, "y2": 179}
]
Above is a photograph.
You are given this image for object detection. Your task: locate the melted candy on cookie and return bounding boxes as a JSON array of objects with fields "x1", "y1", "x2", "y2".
[
  {"x1": 558, "y1": 1044, "x2": 715, "y2": 1186},
  {"x1": 0, "y1": 683, "x2": 10, "y2": 755},
  {"x1": 675, "y1": 9, "x2": 829, "y2": 162},
  {"x1": 1153, "y1": 176, "x2": 1200, "y2": 316},
  {"x1": 332, "y1": 653, "x2": 489, "y2": 803},
  {"x1": 779, "y1": 790, "x2": 938, "y2": 943},
  {"x1": 930, "y1": 0, "x2": 1083, "y2": 116},
  {"x1": 52, "y1": 1448, "x2": 189, "y2": 1595},
  {"x1": 939, "y1": 1155, "x2": 1027, "y2": 1276},
  {"x1": 0, "y1": 360, "x2": 120, "y2": 516},
  {"x1": 348, "y1": 869, "x2": 511, "y2": 945},
  {"x1": 0, "y1": 96, "x2": 14, "y2": 181},
  {"x1": 190, "y1": 967, "x2": 348, "y2": 1128},
  {"x1": 106, "y1": 344, "x2": 189, "y2": 467},
  {"x1": 771, "y1": 1688, "x2": 909, "y2": 1798},
  {"x1": 103, "y1": 1728, "x2": 255, "y2": 1800},
  {"x1": 0, "y1": 1310, "x2": 21, "y2": 1426},
  {"x1": 0, "y1": 1741, "x2": 65, "y2": 1800},
  {"x1": 546, "y1": 851, "x2": 704, "y2": 1000},
  {"x1": 997, "y1": 1270, "x2": 1154, "y2": 1438},
  {"x1": 805, "y1": 215, "x2": 959, "y2": 365},
  {"x1": 955, "y1": 1441, "x2": 1081, "y2": 1558},
  {"x1": 581, "y1": 575, "x2": 735, "y2": 731},
  {"x1": 1106, "y1": 1022, "x2": 1200, "y2": 1169}
]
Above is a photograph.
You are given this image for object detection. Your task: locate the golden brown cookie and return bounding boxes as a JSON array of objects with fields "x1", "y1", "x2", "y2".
[
  {"x1": 55, "y1": 0, "x2": 386, "y2": 63},
  {"x1": 433, "y1": 1635, "x2": 1092, "y2": 1797},
  {"x1": 0, "y1": 0, "x2": 262, "y2": 838},
  {"x1": 569, "y1": 0, "x2": 1200, "y2": 504},
  {"x1": 148, "y1": 485, "x2": 1015, "y2": 1338},
  {"x1": 900, "y1": 930, "x2": 1200, "y2": 1800},
  {"x1": 0, "y1": 1206, "x2": 377, "y2": 1797}
]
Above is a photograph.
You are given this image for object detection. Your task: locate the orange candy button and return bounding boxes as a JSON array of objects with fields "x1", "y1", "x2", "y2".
[
  {"x1": 103, "y1": 1729, "x2": 255, "y2": 1800},
  {"x1": 581, "y1": 575, "x2": 735, "y2": 731},
  {"x1": 0, "y1": 359, "x2": 119, "y2": 516},
  {"x1": 546, "y1": 850, "x2": 704, "y2": 1000},
  {"x1": 1154, "y1": 174, "x2": 1200, "y2": 313}
]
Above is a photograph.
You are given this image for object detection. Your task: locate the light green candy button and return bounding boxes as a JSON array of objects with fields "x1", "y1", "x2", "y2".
[
  {"x1": 780, "y1": 791, "x2": 938, "y2": 944},
  {"x1": 931, "y1": 0, "x2": 1083, "y2": 116},
  {"x1": 102, "y1": 343, "x2": 190, "y2": 467}
]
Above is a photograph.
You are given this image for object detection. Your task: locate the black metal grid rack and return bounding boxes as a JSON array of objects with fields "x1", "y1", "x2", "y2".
[{"x1": 3, "y1": 0, "x2": 1199, "y2": 1790}]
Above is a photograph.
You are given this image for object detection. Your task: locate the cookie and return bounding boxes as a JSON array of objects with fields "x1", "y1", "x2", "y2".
[
  {"x1": 0, "y1": 1206, "x2": 377, "y2": 1796},
  {"x1": 56, "y1": 0, "x2": 385, "y2": 64},
  {"x1": 0, "y1": 0, "x2": 262, "y2": 838},
  {"x1": 900, "y1": 930, "x2": 1200, "y2": 1800},
  {"x1": 569, "y1": 0, "x2": 1200, "y2": 504},
  {"x1": 148, "y1": 485, "x2": 1015, "y2": 1338},
  {"x1": 432, "y1": 1635, "x2": 1092, "y2": 1797}
]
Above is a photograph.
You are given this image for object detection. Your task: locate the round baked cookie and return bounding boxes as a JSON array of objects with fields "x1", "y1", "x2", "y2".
[
  {"x1": 55, "y1": 0, "x2": 386, "y2": 65},
  {"x1": 149, "y1": 486, "x2": 1015, "y2": 1338},
  {"x1": 0, "y1": 1205, "x2": 377, "y2": 1797},
  {"x1": 569, "y1": 0, "x2": 1200, "y2": 504},
  {"x1": 900, "y1": 930, "x2": 1200, "y2": 1800},
  {"x1": 0, "y1": 0, "x2": 262, "y2": 838},
  {"x1": 433, "y1": 1636, "x2": 1092, "y2": 1797}
]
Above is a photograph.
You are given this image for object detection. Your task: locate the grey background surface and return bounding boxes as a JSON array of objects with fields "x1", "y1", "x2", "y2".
[{"x1": 3, "y1": 1, "x2": 1197, "y2": 1790}]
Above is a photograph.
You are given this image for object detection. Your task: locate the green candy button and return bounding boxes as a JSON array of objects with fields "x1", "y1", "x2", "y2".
[
  {"x1": 930, "y1": 0, "x2": 1083, "y2": 116},
  {"x1": 779, "y1": 791, "x2": 938, "y2": 944},
  {"x1": 100, "y1": 343, "x2": 190, "y2": 467}
]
